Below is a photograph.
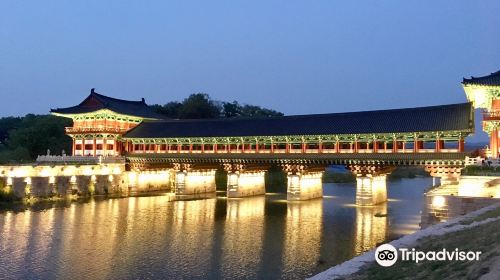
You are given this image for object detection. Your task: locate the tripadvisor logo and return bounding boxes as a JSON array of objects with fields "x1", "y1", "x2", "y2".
[
  {"x1": 374, "y1": 243, "x2": 482, "y2": 267},
  {"x1": 375, "y1": 244, "x2": 398, "y2": 267}
]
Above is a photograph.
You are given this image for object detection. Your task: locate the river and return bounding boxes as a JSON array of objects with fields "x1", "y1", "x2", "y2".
[{"x1": 0, "y1": 177, "x2": 430, "y2": 280}]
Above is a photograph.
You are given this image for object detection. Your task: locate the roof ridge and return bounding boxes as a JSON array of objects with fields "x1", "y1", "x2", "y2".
[
  {"x1": 144, "y1": 102, "x2": 471, "y2": 124},
  {"x1": 90, "y1": 89, "x2": 146, "y2": 105}
]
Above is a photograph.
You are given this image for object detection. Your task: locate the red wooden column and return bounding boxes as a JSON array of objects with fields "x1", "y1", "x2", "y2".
[
  {"x1": 373, "y1": 140, "x2": 378, "y2": 153},
  {"x1": 189, "y1": 143, "x2": 193, "y2": 153},
  {"x1": 301, "y1": 142, "x2": 306, "y2": 153},
  {"x1": 392, "y1": 140, "x2": 398, "y2": 153},
  {"x1": 270, "y1": 142, "x2": 274, "y2": 153},
  {"x1": 93, "y1": 137, "x2": 97, "y2": 156},
  {"x1": 335, "y1": 141, "x2": 340, "y2": 153},
  {"x1": 103, "y1": 138, "x2": 107, "y2": 156},
  {"x1": 435, "y1": 137, "x2": 441, "y2": 152},
  {"x1": 285, "y1": 142, "x2": 290, "y2": 153},
  {"x1": 154, "y1": 143, "x2": 158, "y2": 153},
  {"x1": 318, "y1": 141, "x2": 323, "y2": 153},
  {"x1": 177, "y1": 143, "x2": 181, "y2": 153},
  {"x1": 491, "y1": 129, "x2": 499, "y2": 158},
  {"x1": 458, "y1": 138, "x2": 465, "y2": 152},
  {"x1": 256, "y1": 143, "x2": 260, "y2": 153},
  {"x1": 143, "y1": 143, "x2": 146, "y2": 153},
  {"x1": 201, "y1": 143, "x2": 205, "y2": 153},
  {"x1": 384, "y1": 141, "x2": 387, "y2": 153},
  {"x1": 354, "y1": 140, "x2": 359, "y2": 153},
  {"x1": 72, "y1": 139, "x2": 76, "y2": 156}
]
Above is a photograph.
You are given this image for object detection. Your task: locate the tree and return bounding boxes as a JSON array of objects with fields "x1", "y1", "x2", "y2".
[
  {"x1": 151, "y1": 102, "x2": 183, "y2": 118},
  {"x1": 240, "y1": 104, "x2": 283, "y2": 117},
  {"x1": 152, "y1": 93, "x2": 283, "y2": 119},
  {"x1": 178, "y1": 93, "x2": 221, "y2": 119},
  {"x1": 5, "y1": 114, "x2": 72, "y2": 159},
  {"x1": 0, "y1": 116, "x2": 22, "y2": 144},
  {"x1": 222, "y1": 101, "x2": 242, "y2": 118}
]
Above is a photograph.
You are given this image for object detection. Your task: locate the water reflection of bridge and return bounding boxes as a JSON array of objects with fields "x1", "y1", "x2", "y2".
[{"x1": 0, "y1": 195, "x2": 390, "y2": 279}]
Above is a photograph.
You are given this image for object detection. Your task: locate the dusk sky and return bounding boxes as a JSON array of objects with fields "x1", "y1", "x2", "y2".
[{"x1": 1, "y1": 1, "x2": 499, "y2": 142}]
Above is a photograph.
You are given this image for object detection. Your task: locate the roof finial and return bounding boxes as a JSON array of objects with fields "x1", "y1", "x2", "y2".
[
  {"x1": 91, "y1": 88, "x2": 95, "y2": 94},
  {"x1": 141, "y1": 97, "x2": 145, "y2": 103}
]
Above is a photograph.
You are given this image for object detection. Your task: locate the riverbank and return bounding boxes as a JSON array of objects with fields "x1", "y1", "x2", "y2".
[{"x1": 310, "y1": 202, "x2": 500, "y2": 280}]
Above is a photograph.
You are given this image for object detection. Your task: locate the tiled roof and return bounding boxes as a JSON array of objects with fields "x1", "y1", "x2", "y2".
[
  {"x1": 124, "y1": 103, "x2": 473, "y2": 139},
  {"x1": 50, "y1": 89, "x2": 166, "y2": 119},
  {"x1": 462, "y1": 70, "x2": 500, "y2": 86}
]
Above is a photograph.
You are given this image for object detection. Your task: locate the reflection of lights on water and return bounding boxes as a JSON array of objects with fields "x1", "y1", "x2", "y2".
[
  {"x1": 355, "y1": 203, "x2": 388, "y2": 254},
  {"x1": 432, "y1": 196, "x2": 446, "y2": 208}
]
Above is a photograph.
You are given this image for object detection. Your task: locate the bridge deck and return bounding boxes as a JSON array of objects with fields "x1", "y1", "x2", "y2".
[{"x1": 126, "y1": 152, "x2": 468, "y2": 166}]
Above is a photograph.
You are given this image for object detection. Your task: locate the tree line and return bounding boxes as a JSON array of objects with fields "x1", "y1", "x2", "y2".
[
  {"x1": 151, "y1": 93, "x2": 283, "y2": 119},
  {"x1": 0, "y1": 93, "x2": 283, "y2": 163}
]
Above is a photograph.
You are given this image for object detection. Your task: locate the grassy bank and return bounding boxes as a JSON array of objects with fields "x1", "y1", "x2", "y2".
[
  {"x1": 348, "y1": 208, "x2": 500, "y2": 280},
  {"x1": 462, "y1": 166, "x2": 500, "y2": 176},
  {"x1": 322, "y1": 167, "x2": 429, "y2": 184}
]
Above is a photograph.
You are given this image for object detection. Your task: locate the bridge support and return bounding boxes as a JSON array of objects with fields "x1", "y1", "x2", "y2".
[
  {"x1": 12, "y1": 177, "x2": 29, "y2": 198},
  {"x1": 126, "y1": 170, "x2": 171, "y2": 195},
  {"x1": 173, "y1": 163, "x2": 217, "y2": 195},
  {"x1": 55, "y1": 176, "x2": 72, "y2": 196},
  {"x1": 425, "y1": 164, "x2": 462, "y2": 186},
  {"x1": 355, "y1": 175, "x2": 388, "y2": 206},
  {"x1": 75, "y1": 175, "x2": 92, "y2": 195},
  {"x1": 30, "y1": 176, "x2": 51, "y2": 197},
  {"x1": 283, "y1": 164, "x2": 324, "y2": 201},
  {"x1": 349, "y1": 165, "x2": 394, "y2": 206},
  {"x1": 225, "y1": 164, "x2": 267, "y2": 198}
]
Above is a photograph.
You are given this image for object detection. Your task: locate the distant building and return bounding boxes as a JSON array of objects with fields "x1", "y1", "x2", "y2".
[{"x1": 463, "y1": 70, "x2": 500, "y2": 157}]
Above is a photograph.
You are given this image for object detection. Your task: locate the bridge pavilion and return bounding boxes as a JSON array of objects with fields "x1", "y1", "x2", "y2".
[{"x1": 50, "y1": 88, "x2": 473, "y2": 204}]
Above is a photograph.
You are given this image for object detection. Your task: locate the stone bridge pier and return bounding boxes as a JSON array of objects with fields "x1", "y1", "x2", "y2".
[
  {"x1": 424, "y1": 163, "x2": 462, "y2": 186},
  {"x1": 173, "y1": 163, "x2": 218, "y2": 195},
  {"x1": 75, "y1": 175, "x2": 93, "y2": 195},
  {"x1": 283, "y1": 164, "x2": 325, "y2": 201},
  {"x1": 224, "y1": 163, "x2": 268, "y2": 198},
  {"x1": 349, "y1": 165, "x2": 395, "y2": 206},
  {"x1": 7, "y1": 176, "x2": 75, "y2": 199}
]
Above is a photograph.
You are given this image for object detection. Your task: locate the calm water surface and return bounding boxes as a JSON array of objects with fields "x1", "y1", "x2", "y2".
[{"x1": 0, "y1": 178, "x2": 430, "y2": 280}]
